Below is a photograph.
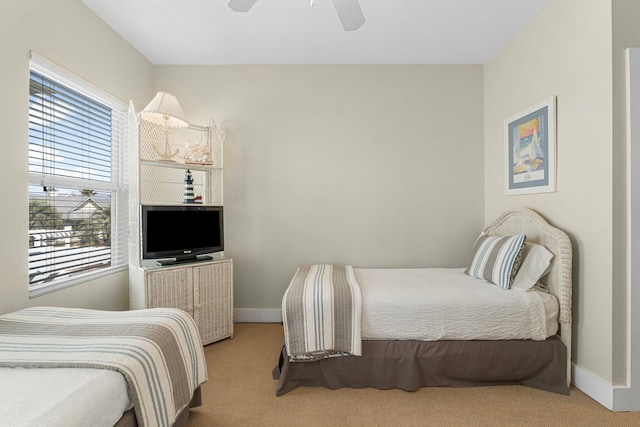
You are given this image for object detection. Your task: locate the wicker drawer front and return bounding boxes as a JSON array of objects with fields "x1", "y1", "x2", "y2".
[
  {"x1": 145, "y1": 268, "x2": 194, "y2": 315},
  {"x1": 193, "y1": 260, "x2": 233, "y2": 345}
]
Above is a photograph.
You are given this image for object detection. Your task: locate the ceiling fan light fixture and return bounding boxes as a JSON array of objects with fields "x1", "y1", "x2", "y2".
[
  {"x1": 228, "y1": 0, "x2": 258, "y2": 13},
  {"x1": 332, "y1": 0, "x2": 365, "y2": 31},
  {"x1": 227, "y1": 0, "x2": 366, "y2": 32}
]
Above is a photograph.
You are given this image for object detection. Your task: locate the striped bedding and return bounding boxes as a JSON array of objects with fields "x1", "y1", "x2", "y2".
[
  {"x1": 0, "y1": 307, "x2": 207, "y2": 427},
  {"x1": 282, "y1": 264, "x2": 362, "y2": 361}
]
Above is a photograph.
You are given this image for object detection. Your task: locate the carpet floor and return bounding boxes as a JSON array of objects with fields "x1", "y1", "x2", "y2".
[{"x1": 188, "y1": 323, "x2": 640, "y2": 426}]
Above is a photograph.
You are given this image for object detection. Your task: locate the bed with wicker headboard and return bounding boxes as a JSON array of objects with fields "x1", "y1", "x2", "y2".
[
  {"x1": 483, "y1": 207, "x2": 573, "y2": 385},
  {"x1": 273, "y1": 207, "x2": 573, "y2": 395}
]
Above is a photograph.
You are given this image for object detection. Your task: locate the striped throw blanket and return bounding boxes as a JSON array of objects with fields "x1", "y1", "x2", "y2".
[
  {"x1": 282, "y1": 264, "x2": 362, "y2": 362},
  {"x1": 0, "y1": 307, "x2": 207, "y2": 427}
]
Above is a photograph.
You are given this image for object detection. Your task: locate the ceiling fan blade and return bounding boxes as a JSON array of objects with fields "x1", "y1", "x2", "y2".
[
  {"x1": 228, "y1": 0, "x2": 258, "y2": 13},
  {"x1": 331, "y1": 0, "x2": 365, "y2": 31}
]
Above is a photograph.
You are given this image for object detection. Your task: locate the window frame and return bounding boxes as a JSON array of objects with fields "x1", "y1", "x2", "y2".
[{"x1": 28, "y1": 53, "x2": 129, "y2": 298}]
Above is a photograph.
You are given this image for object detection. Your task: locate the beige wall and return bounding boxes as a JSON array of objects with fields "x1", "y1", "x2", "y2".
[
  {"x1": 0, "y1": 0, "x2": 154, "y2": 314},
  {"x1": 484, "y1": 0, "x2": 614, "y2": 381},
  {"x1": 153, "y1": 65, "x2": 485, "y2": 310}
]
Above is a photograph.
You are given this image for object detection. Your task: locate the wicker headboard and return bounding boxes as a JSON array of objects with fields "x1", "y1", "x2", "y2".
[
  {"x1": 482, "y1": 207, "x2": 572, "y2": 323},
  {"x1": 482, "y1": 207, "x2": 573, "y2": 384}
]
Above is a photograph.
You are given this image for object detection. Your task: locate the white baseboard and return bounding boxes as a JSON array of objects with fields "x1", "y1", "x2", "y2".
[
  {"x1": 572, "y1": 363, "x2": 613, "y2": 410},
  {"x1": 573, "y1": 363, "x2": 640, "y2": 411},
  {"x1": 613, "y1": 384, "x2": 640, "y2": 412},
  {"x1": 234, "y1": 308, "x2": 282, "y2": 323}
]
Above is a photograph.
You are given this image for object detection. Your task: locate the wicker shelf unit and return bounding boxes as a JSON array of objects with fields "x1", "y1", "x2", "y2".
[{"x1": 128, "y1": 105, "x2": 232, "y2": 344}]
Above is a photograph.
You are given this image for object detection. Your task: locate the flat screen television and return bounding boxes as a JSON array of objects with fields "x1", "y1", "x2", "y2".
[{"x1": 141, "y1": 205, "x2": 224, "y2": 266}]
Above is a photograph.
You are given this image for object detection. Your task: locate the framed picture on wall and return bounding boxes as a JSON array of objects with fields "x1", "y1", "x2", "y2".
[{"x1": 504, "y1": 96, "x2": 556, "y2": 195}]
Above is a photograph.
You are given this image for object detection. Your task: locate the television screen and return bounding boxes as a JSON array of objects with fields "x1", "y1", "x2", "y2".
[{"x1": 142, "y1": 205, "x2": 223, "y2": 265}]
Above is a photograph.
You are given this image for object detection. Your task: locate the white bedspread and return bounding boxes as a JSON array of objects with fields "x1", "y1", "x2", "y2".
[
  {"x1": 0, "y1": 367, "x2": 131, "y2": 427},
  {"x1": 0, "y1": 307, "x2": 207, "y2": 427},
  {"x1": 355, "y1": 268, "x2": 558, "y2": 341}
]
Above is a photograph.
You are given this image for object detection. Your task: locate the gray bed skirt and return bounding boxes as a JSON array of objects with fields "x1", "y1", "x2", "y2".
[{"x1": 273, "y1": 337, "x2": 568, "y2": 396}]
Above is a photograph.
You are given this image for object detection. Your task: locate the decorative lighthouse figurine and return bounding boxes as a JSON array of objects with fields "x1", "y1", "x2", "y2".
[{"x1": 183, "y1": 169, "x2": 195, "y2": 204}]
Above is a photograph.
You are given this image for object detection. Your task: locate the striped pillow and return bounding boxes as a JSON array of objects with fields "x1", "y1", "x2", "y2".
[{"x1": 466, "y1": 233, "x2": 527, "y2": 290}]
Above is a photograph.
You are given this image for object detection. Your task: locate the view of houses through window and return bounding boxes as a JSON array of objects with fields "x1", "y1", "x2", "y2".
[
  {"x1": 28, "y1": 186, "x2": 112, "y2": 286},
  {"x1": 28, "y1": 57, "x2": 128, "y2": 294}
]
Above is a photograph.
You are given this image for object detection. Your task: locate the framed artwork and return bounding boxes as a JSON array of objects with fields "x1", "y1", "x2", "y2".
[{"x1": 504, "y1": 96, "x2": 556, "y2": 195}]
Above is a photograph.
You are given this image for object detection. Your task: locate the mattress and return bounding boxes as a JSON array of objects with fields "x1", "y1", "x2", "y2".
[
  {"x1": 0, "y1": 367, "x2": 131, "y2": 427},
  {"x1": 355, "y1": 267, "x2": 559, "y2": 341}
]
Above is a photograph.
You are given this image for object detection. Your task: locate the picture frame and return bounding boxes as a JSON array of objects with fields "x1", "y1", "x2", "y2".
[{"x1": 504, "y1": 96, "x2": 556, "y2": 195}]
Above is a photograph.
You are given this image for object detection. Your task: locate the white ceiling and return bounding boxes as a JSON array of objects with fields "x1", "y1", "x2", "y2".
[{"x1": 82, "y1": 0, "x2": 550, "y2": 65}]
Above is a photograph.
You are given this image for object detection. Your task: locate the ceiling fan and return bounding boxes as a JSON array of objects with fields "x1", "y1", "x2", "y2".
[{"x1": 227, "y1": 0, "x2": 365, "y2": 32}]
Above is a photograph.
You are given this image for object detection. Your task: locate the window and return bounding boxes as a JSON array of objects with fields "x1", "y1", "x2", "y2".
[{"x1": 28, "y1": 53, "x2": 128, "y2": 297}]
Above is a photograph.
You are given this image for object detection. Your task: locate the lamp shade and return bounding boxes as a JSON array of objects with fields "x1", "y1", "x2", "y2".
[{"x1": 140, "y1": 91, "x2": 189, "y2": 128}]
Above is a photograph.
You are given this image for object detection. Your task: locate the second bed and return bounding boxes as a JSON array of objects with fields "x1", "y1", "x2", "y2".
[{"x1": 273, "y1": 207, "x2": 572, "y2": 396}]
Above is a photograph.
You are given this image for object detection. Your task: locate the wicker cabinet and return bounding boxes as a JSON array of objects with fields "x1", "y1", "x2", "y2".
[{"x1": 130, "y1": 258, "x2": 233, "y2": 345}]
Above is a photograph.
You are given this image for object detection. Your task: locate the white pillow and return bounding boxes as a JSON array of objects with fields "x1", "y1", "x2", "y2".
[{"x1": 511, "y1": 243, "x2": 554, "y2": 291}]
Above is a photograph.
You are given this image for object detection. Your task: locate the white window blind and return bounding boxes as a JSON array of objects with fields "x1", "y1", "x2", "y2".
[{"x1": 28, "y1": 53, "x2": 128, "y2": 297}]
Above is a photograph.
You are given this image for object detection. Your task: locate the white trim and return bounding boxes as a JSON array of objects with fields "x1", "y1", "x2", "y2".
[
  {"x1": 27, "y1": 54, "x2": 129, "y2": 296},
  {"x1": 29, "y1": 264, "x2": 128, "y2": 299},
  {"x1": 572, "y1": 363, "x2": 614, "y2": 410},
  {"x1": 30, "y1": 52, "x2": 127, "y2": 110},
  {"x1": 572, "y1": 362, "x2": 640, "y2": 412},
  {"x1": 234, "y1": 308, "x2": 282, "y2": 323},
  {"x1": 624, "y1": 47, "x2": 640, "y2": 411},
  {"x1": 28, "y1": 173, "x2": 115, "y2": 192},
  {"x1": 613, "y1": 386, "x2": 640, "y2": 411}
]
